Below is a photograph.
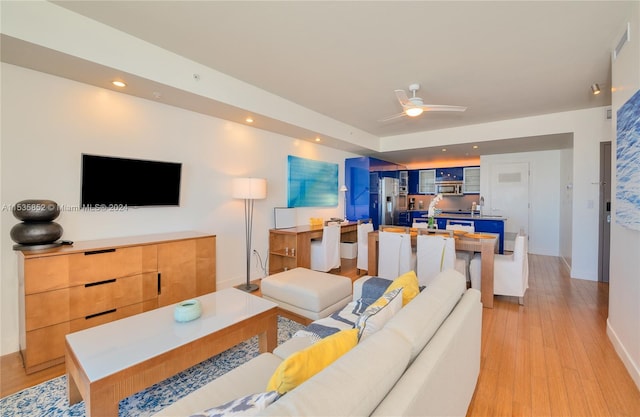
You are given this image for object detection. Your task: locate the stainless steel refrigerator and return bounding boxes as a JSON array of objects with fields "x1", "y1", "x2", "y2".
[{"x1": 378, "y1": 177, "x2": 399, "y2": 226}]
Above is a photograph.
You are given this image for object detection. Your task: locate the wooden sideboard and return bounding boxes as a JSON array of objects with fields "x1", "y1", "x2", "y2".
[
  {"x1": 268, "y1": 222, "x2": 357, "y2": 274},
  {"x1": 17, "y1": 231, "x2": 216, "y2": 374}
]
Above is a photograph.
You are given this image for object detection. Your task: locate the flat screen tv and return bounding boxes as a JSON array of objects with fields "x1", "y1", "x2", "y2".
[{"x1": 81, "y1": 154, "x2": 182, "y2": 208}]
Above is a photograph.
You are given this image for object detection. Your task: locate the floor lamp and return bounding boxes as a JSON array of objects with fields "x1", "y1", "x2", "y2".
[{"x1": 232, "y1": 177, "x2": 267, "y2": 292}]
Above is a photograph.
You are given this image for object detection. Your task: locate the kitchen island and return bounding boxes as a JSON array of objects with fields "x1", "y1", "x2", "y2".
[{"x1": 405, "y1": 211, "x2": 507, "y2": 253}]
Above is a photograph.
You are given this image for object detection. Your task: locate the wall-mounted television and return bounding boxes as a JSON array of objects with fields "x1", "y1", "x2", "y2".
[{"x1": 81, "y1": 154, "x2": 182, "y2": 208}]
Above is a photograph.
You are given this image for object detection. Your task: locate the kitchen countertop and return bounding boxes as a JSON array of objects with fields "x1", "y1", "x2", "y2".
[
  {"x1": 435, "y1": 213, "x2": 506, "y2": 220},
  {"x1": 405, "y1": 209, "x2": 505, "y2": 220}
]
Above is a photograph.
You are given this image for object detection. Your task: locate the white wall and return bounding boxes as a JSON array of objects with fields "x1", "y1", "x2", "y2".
[
  {"x1": 0, "y1": 64, "x2": 358, "y2": 355},
  {"x1": 607, "y1": 3, "x2": 640, "y2": 390},
  {"x1": 480, "y1": 150, "x2": 562, "y2": 256},
  {"x1": 559, "y1": 148, "x2": 574, "y2": 267}
]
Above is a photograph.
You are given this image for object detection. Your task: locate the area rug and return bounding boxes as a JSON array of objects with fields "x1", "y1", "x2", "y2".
[{"x1": 0, "y1": 316, "x2": 304, "y2": 417}]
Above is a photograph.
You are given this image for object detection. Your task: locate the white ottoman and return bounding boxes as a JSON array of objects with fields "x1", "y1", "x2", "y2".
[{"x1": 261, "y1": 267, "x2": 352, "y2": 322}]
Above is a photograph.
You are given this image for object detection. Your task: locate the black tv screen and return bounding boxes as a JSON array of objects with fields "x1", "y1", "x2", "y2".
[{"x1": 81, "y1": 154, "x2": 182, "y2": 207}]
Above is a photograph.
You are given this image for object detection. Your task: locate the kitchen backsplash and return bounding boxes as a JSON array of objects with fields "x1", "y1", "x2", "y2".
[{"x1": 408, "y1": 194, "x2": 480, "y2": 212}]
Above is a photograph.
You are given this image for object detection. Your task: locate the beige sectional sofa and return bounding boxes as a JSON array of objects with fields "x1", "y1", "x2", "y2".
[{"x1": 154, "y1": 269, "x2": 482, "y2": 416}]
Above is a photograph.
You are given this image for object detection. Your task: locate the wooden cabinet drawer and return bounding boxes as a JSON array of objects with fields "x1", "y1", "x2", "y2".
[
  {"x1": 23, "y1": 300, "x2": 157, "y2": 373},
  {"x1": 25, "y1": 273, "x2": 158, "y2": 331},
  {"x1": 69, "y1": 245, "x2": 157, "y2": 285},
  {"x1": 23, "y1": 255, "x2": 70, "y2": 295}
]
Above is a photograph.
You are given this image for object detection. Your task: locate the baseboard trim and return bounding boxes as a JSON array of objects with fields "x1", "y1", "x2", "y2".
[{"x1": 607, "y1": 318, "x2": 640, "y2": 391}]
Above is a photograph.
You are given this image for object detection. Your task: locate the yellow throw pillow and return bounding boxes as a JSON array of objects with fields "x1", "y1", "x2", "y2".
[
  {"x1": 266, "y1": 328, "x2": 359, "y2": 394},
  {"x1": 385, "y1": 270, "x2": 420, "y2": 306}
]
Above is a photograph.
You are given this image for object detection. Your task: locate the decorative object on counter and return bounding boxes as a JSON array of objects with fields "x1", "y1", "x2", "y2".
[
  {"x1": 309, "y1": 217, "x2": 323, "y2": 226},
  {"x1": 174, "y1": 299, "x2": 202, "y2": 322},
  {"x1": 340, "y1": 184, "x2": 348, "y2": 221},
  {"x1": 10, "y1": 199, "x2": 63, "y2": 250},
  {"x1": 232, "y1": 177, "x2": 267, "y2": 292},
  {"x1": 427, "y1": 194, "x2": 443, "y2": 229}
]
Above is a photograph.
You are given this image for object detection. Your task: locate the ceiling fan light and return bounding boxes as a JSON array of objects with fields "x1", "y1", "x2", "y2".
[{"x1": 405, "y1": 107, "x2": 424, "y2": 117}]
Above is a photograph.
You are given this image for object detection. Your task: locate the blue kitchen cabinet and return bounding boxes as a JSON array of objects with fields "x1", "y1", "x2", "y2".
[
  {"x1": 398, "y1": 211, "x2": 411, "y2": 227},
  {"x1": 474, "y1": 219, "x2": 505, "y2": 254},
  {"x1": 345, "y1": 156, "x2": 406, "y2": 229},
  {"x1": 411, "y1": 211, "x2": 430, "y2": 224},
  {"x1": 408, "y1": 170, "x2": 419, "y2": 194},
  {"x1": 435, "y1": 167, "x2": 464, "y2": 182}
]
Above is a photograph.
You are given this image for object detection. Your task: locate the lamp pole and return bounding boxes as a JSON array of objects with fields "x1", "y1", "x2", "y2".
[{"x1": 232, "y1": 178, "x2": 267, "y2": 292}]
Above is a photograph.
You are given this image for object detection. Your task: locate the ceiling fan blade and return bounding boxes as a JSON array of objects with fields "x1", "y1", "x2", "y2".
[
  {"x1": 421, "y1": 104, "x2": 467, "y2": 112},
  {"x1": 378, "y1": 112, "x2": 407, "y2": 122},
  {"x1": 394, "y1": 89, "x2": 410, "y2": 106}
]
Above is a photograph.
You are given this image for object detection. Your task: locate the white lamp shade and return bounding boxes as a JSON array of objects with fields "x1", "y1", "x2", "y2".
[{"x1": 232, "y1": 178, "x2": 267, "y2": 199}]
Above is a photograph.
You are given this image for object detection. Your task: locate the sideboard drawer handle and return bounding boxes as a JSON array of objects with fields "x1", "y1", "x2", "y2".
[
  {"x1": 85, "y1": 278, "x2": 116, "y2": 288},
  {"x1": 85, "y1": 309, "x2": 116, "y2": 320},
  {"x1": 84, "y1": 248, "x2": 116, "y2": 256}
]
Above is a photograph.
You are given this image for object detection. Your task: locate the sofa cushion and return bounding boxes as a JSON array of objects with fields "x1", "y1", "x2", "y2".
[
  {"x1": 189, "y1": 391, "x2": 280, "y2": 417},
  {"x1": 258, "y1": 328, "x2": 412, "y2": 417},
  {"x1": 266, "y1": 328, "x2": 359, "y2": 394},
  {"x1": 355, "y1": 287, "x2": 403, "y2": 340},
  {"x1": 384, "y1": 269, "x2": 466, "y2": 361},
  {"x1": 383, "y1": 270, "x2": 420, "y2": 306}
]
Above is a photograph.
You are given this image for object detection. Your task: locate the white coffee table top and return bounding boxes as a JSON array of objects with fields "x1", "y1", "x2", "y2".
[{"x1": 65, "y1": 288, "x2": 277, "y2": 381}]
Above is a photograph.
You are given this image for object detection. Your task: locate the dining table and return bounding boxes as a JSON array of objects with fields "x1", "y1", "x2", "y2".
[{"x1": 367, "y1": 228, "x2": 498, "y2": 308}]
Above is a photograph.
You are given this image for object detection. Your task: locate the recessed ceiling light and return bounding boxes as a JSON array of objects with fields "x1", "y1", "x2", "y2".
[
  {"x1": 473, "y1": 145, "x2": 479, "y2": 149},
  {"x1": 442, "y1": 148, "x2": 447, "y2": 152},
  {"x1": 245, "y1": 117, "x2": 254, "y2": 123},
  {"x1": 112, "y1": 80, "x2": 126, "y2": 88},
  {"x1": 315, "y1": 137, "x2": 321, "y2": 142}
]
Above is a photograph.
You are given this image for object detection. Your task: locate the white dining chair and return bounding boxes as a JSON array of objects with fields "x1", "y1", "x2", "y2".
[
  {"x1": 415, "y1": 233, "x2": 459, "y2": 287},
  {"x1": 310, "y1": 224, "x2": 341, "y2": 272},
  {"x1": 445, "y1": 219, "x2": 475, "y2": 282},
  {"x1": 356, "y1": 219, "x2": 374, "y2": 274},
  {"x1": 469, "y1": 233, "x2": 529, "y2": 304},
  {"x1": 377, "y1": 230, "x2": 413, "y2": 280}
]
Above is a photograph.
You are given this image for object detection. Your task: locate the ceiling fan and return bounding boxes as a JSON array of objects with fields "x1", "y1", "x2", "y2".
[{"x1": 379, "y1": 83, "x2": 467, "y2": 122}]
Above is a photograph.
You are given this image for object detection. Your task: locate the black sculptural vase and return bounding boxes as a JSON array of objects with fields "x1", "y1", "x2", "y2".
[{"x1": 10, "y1": 199, "x2": 64, "y2": 250}]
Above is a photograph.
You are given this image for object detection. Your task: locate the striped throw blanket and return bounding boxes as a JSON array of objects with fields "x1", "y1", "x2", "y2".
[{"x1": 294, "y1": 277, "x2": 392, "y2": 341}]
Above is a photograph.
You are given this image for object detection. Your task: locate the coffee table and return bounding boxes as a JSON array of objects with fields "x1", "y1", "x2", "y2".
[{"x1": 65, "y1": 288, "x2": 278, "y2": 417}]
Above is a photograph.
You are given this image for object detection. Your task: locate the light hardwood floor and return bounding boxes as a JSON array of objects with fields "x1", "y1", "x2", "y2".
[{"x1": 2, "y1": 256, "x2": 640, "y2": 416}]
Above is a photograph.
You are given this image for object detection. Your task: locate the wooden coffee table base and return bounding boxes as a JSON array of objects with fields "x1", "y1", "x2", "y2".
[{"x1": 66, "y1": 308, "x2": 277, "y2": 417}]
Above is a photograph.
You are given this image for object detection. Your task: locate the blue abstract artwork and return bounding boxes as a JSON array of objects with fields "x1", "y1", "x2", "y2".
[
  {"x1": 616, "y1": 89, "x2": 640, "y2": 231},
  {"x1": 287, "y1": 155, "x2": 338, "y2": 207}
]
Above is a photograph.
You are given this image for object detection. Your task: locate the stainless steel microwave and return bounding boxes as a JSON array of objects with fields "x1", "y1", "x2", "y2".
[{"x1": 435, "y1": 182, "x2": 463, "y2": 195}]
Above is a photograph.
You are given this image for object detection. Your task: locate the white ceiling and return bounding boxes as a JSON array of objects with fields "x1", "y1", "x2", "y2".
[{"x1": 4, "y1": 1, "x2": 633, "y2": 165}]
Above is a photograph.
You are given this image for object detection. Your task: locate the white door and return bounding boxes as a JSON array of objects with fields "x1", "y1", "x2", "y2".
[{"x1": 489, "y1": 162, "x2": 530, "y2": 250}]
